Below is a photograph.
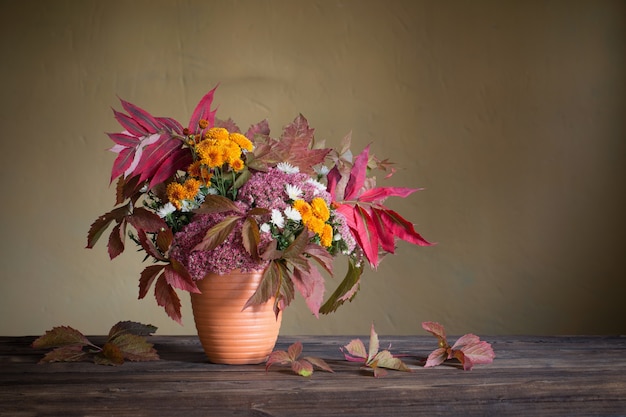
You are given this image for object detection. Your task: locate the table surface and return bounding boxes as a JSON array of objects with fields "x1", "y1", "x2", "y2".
[{"x1": 2, "y1": 334, "x2": 626, "y2": 416}]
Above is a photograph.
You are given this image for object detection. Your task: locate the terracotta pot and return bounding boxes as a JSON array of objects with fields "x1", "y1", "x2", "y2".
[{"x1": 190, "y1": 269, "x2": 282, "y2": 364}]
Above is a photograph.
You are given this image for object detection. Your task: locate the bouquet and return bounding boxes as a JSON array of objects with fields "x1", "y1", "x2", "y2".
[{"x1": 87, "y1": 85, "x2": 431, "y2": 324}]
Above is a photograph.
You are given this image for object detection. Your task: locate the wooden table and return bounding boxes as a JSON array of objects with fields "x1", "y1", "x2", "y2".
[{"x1": 1, "y1": 335, "x2": 625, "y2": 416}]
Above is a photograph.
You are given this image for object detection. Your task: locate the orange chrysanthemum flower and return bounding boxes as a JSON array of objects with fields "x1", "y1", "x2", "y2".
[
  {"x1": 183, "y1": 178, "x2": 201, "y2": 199},
  {"x1": 166, "y1": 183, "x2": 186, "y2": 209},
  {"x1": 198, "y1": 119, "x2": 209, "y2": 129},
  {"x1": 229, "y1": 132, "x2": 254, "y2": 152},
  {"x1": 230, "y1": 158, "x2": 244, "y2": 172},
  {"x1": 320, "y1": 223, "x2": 334, "y2": 247},
  {"x1": 310, "y1": 197, "x2": 330, "y2": 222},
  {"x1": 293, "y1": 200, "x2": 312, "y2": 219}
]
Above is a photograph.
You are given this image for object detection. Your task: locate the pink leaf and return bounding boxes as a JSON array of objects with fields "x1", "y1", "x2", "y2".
[
  {"x1": 291, "y1": 263, "x2": 325, "y2": 317},
  {"x1": 119, "y1": 98, "x2": 161, "y2": 134},
  {"x1": 341, "y1": 338, "x2": 367, "y2": 362},
  {"x1": 163, "y1": 260, "x2": 200, "y2": 294},
  {"x1": 188, "y1": 85, "x2": 218, "y2": 132},
  {"x1": 109, "y1": 147, "x2": 136, "y2": 183},
  {"x1": 378, "y1": 209, "x2": 432, "y2": 247},
  {"x1": 421, "y1": 321, "x2": 448, "y2": 345},
  {"x1": 113, "y1": 109, "x2": 148, "y2": 137},
  {"x1": 326, "y1": 166, "x2": 341, "y2": 201},
  {"x1": 371, "y1": 207, "x2": 395, "y2": 254},
  {"x1": 357, "y1": 186, "x2": 420, "y2": 204},
  {"x1": 245, "y1": 119, "x2": 270, "y2": 139},
  {"x1": 107, "y1": 132, "x2": 140, "y2": 148},
  {"x1": 353, "y1": 205, "x2": 379, "y2": 267},
  {"x1": 424, "y1": 347, "x2": 448, "y2": 368},
  {"x1": 344, "y1": 145, "x2": 370, "y2": 200},
  {"x1": 287, "y1": 341, "x2": 303, "y2": 361}
]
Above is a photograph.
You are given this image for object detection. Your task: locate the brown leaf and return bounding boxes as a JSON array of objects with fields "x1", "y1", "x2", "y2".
[
  {"x1": 194, "y1": 195, "x2": 242, "y2": 215},
  {"x1": 109, "y1": 333, "x2": 159, "y2": 362},
  {"x1": 96, "y1": 342, "x2": 125, "y2": 366},
  {"x1": 38, "y1": 345, "x2": 89, "y2": 364},
  {"x1": 138, "y1": 264, "x2": 165, "y2": 299},
  {"x1": 108, "y1": 321, "x2": 157, "y2": 339},
  {"x1": 192, "y1": 215, "x2": 241, "y2": 252},
  {"x1": 32, "y1": 326, "x2": 91, "y2": 350}
]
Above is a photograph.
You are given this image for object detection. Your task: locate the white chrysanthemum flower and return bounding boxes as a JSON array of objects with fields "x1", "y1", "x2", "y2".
[
  {"x1": 306, "y1": 178, "x2": 327, "y2": 195},
  {"x1": 205, "y1": 187, "x2": 218, "y2": 195},
  {"x1": 277, "y1": 162, "x2": 299, "y2": 174},
  {"x1": 260, "y1": 223, "x2": 271, "y2": 233},
  {"x1": 181, "y1": 199, "x2": 201, "y2": 212},
  {"x1": 285, "y1": 184, "x2": 303, "y2": 200},
  {"x1": 314, "y1": 165, "x2": 330, "y2": 176},
  {"x1": 157, "y1": 202, "x2": 176, "y2": 218},
  {"x1": 270, "y1": 209, "x2": 285, "y2": 228},
  {"x1": 284, "y1": 206, "x2": 302, "y2": 222}
]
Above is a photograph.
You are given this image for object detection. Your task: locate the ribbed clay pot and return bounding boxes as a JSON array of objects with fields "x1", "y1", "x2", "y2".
[{"x1": 190, "y1": 269, "x2": 282, "y2": 364}]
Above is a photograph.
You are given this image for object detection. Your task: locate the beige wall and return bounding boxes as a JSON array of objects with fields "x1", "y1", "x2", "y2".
[{"x1": 1, "y1": 0, "x2": 624, "y2": 336}]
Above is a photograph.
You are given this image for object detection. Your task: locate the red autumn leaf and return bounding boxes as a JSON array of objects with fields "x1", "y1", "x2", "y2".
[
  {"x1": 187, "y1": 85, "x2": 218, "y2": 132},
  {"x1": 86, "y1": 205, "x2": 129, "y2": 249},
  {"x1": 422, "y1": 322, "x2": 495, "y2": 370},
  {"x1": 357, "y1": 186, "x2": 420, "y2": 204},
  {"x1": 119, "y1": 98, "x2": 162, "y2": 134},
  {"x1": 291, "y1": 260, "x2": 325, "y2": 317},
  {"x1": 377, "y1": 209, "x2": 432, "y2": 247},
  {"x1": 353, "y1": 205, "x2": 379, "y2": 267},
  {"x1": 252, "y1": 115, "x2": 331, "y2": 174},
  {"x1": 163, "y1": 258, "x2": 200, "y2": 294},
  {"x1": 138, "y1": 264, "x2": 165, "y2": 299},
  {"x1": 154, "y1": 274, "x2": 182, "y2": 325},
  {"x1": 343, "y1": 145, "x2": 370, "y2": 201},
  {"x1": 107, "y1": 222, "x2": 126, "y2": 260},
  {"x1": 193, "y1": 215, "x2": 242, "y2": 252},
  {"x1": 245, "y1": 119, "x2": 270, "y2": 139}
]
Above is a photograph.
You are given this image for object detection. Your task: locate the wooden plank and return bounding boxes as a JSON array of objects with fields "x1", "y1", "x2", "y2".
[{"x1": 1, "y1": 335, "x2": 625, "y2": 416}]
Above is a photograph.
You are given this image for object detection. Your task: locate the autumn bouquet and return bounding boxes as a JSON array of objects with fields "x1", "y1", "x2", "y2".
[{"x1": 87, "y1": 86, "x2": 431, "y2": 324}]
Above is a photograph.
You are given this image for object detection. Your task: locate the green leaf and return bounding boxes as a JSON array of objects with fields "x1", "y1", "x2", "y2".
[
  {"x1": 319, "y1": 259, "x2": 363, "y2": 314},
  {"x1": 292, "y1": 359, "x2": 314, "y2": 377},
  {"x1": 31, "y1": 326, "x2": 91, "y2": 350}
]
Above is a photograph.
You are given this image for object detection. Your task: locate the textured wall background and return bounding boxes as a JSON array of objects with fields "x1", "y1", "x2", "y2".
[{"x1": 1, "y1": 0, "x2": 624, "y2": 336}]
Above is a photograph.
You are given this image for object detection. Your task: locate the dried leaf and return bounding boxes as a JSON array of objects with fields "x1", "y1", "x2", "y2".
[
  {"x1": 266, "y1": 341, "x2": 333, "y2": 377},
  {"x1": 319, "y1": 259, "x2": 363, "y2": 314},
  {"x1": 108, "y1": 333, "x2": 159, "y2": 362},
  {"x1": 96, "y1": 342, "x2": 125, "y2": 366},
  {"x1": 38, "y1": 345, "x2": 89, "y2": 364},
  {"x1": 192, "y1": 215, "x2": 241, "y2": 252},
  {"x1": 32, "y1": 326, "x2": 91, "y2": 350},
  {"x1": 108, "y1": 321, "x2": 157, "y2": 339}
]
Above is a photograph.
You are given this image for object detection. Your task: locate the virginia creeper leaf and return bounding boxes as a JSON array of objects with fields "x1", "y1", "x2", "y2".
[
  {"x1": 266, "y1": 341, "x2": 333, "y2": 377},
  {"x1": 32, "y1": 326, "x2": 91, "y2": 350},
  {"x1": 154, "y1": 274, "x2": 182, "y2": 324}
]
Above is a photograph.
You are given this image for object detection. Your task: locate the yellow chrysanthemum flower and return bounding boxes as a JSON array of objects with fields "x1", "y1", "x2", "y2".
[
  {"x1": 310, "y1": 197, "x2": 330, "y2": 222},
  {"x1": 320, "y1": 224, "x2": 333, "y2": 247},
  {"x1": 204, "y1": 127, "x2": 229, "y2": 142},
  {"x1": 229, "y1": 132, "x2": 254, "y2": 152}
]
